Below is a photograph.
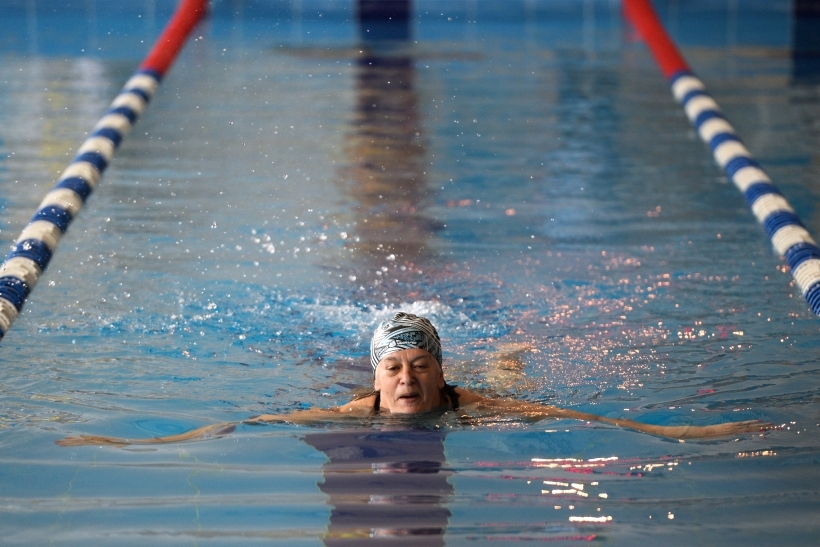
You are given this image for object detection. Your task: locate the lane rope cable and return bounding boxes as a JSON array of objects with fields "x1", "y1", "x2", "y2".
[
  {"x1": 623, "y1": 0, "x2": 820, "y2": 315},
  {"x1": 0, "y1": 0, "x2": 208, "y2": 341}
]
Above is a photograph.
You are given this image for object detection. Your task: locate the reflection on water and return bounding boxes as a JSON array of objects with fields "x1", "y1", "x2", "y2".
[
  {"x1": 305, "y1": 429, "x2": 451, "y2": 546},
  {"x1": 339, "y1": 0, "x2": 438, "y2": 295},
  {"x1": 791, "y1": 0, "x2": 820, "y2": 83},
  {"x1": 342, "y1": 49, "x2": 433, "y2": 273},
  {"x1": 311, "y1": 8, "x2": 449, "y2": 535},
  {"x1": 300, "y1": 428, "x2": 779, "y2": 544}
]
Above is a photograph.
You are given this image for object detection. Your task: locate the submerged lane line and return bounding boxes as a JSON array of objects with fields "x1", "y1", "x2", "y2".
[
  {"x1": 623, "y1": 0, "x2": 820, "y2": 315},
  {"x1": 0, "y1": 0, "x2": 207, "y2": 341}
]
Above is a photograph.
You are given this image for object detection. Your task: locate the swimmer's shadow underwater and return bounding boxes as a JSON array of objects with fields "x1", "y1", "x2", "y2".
[{"x1": 303, "y1": 429, "x2": 454, "y2": 546}]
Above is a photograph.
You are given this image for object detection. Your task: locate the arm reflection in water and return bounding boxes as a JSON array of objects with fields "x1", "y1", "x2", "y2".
[
  {"x1": 57, "y1": 312, "x2": 771, "y2": 448},
  {"x1": 303, "y1": 429, "x2": 451, "y2": 546}
]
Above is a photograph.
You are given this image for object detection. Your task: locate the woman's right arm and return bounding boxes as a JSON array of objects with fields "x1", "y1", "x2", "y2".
[{"x1": 55, "y1": 421, "x2": 239, "y2": 447}]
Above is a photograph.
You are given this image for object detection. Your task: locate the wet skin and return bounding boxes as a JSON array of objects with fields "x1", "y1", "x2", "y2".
[
  {"x1": 55, "y1": 347, "x2": 774, "y2": 446},
  {"x1": 372, "y1": 348, "x2": 446, "y2": 413}
]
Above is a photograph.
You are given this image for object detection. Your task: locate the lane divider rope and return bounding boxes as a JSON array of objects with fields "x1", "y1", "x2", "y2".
[
  {"x1": 0, "y1": 0, "x2": 208, "y2": 341},
  {"x1": 623, "y1": 0, "x2": 820, "y2": 315}
]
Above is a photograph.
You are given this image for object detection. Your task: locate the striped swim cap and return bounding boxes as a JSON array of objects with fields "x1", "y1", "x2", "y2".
[{"x1": 370, "y1": 312, "x2": 442, "y2": 371}]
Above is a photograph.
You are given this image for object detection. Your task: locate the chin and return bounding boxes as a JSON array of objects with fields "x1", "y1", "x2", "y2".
[
  {"x1": 392, "y1": 400, "x2": 429, "y2": 414},
  {"x1": 393, "y1": 405, "x2": 424, "y2": 414}
]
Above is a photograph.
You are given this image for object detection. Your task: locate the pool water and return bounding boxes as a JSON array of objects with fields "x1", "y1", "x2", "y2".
[{"x1": 1, "y1": 0, "x2": 819, "y2": 545}]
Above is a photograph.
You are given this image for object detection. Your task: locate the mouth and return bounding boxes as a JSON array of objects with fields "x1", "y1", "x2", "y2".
[{"x1": 397, "y1": 393, "x2": 421, "y2": 403}]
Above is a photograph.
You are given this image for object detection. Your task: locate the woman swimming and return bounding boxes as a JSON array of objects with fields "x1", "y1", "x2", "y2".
[{"x1": 56, "y1": 312, "x2": 770, "y2": 446}]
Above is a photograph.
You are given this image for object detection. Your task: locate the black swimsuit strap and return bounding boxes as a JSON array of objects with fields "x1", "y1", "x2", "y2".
[{"x1": 444, "y1": 383, "x2": 460, "y2": 411}]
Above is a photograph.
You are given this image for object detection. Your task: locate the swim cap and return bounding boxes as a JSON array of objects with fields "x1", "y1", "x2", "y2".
[{"x1": 370, "y1": 312, "x2": 442, "y2": 372}]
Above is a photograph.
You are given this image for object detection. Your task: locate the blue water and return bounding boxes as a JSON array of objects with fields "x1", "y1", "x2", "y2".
[{"x1": 1, "y1": 0, "x2": 819, "y2": 545}]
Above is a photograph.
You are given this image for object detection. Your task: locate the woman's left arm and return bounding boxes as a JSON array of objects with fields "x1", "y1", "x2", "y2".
[{"x1": 455, "y1": 388, "x2": 770, "y2": 439}]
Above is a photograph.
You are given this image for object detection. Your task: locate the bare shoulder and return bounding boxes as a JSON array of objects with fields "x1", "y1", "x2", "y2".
[
  {"x1": 453, "y1": 386, "x2": 488, "y2": 405},
  {"x1": 253, "y1": 397, "x2": 374, "y2": 424},
  {"x1": 338, "y1": 394, "x2": 376, "y2": 414},
  {"x1": 452, "y1": 388, "x2": 558, "y2": 415}
]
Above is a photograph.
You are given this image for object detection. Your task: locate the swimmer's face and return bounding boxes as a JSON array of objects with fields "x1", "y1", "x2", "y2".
[{"x1": 374, "y1": 348, "x2": 444, "y2": 414}]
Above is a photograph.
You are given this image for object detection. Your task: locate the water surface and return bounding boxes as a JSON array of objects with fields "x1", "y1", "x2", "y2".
[{"x1": 0, "y1": 1, "x2": 818, "y2": 545}]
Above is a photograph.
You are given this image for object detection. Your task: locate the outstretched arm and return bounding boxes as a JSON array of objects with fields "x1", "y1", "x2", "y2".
[
  {"x1": 55, "y1": 399, "x2": 377, "y2": 447},
  {"x1": 55, "y1": 421, "x2": 240, "y2": 447},
  {"x1": 455, "y1": 388, "x2": 770, "y2": 439},
  {"x1": 55, "y1": 390, "x2": 769, "y2": 447},
  {"x1": 529, "y1": 403, "x2": 767, "y2": 439}
]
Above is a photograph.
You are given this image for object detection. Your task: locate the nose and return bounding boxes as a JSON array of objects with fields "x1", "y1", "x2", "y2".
[{"x1": 398, "y1": 365, "x2": 416, "y2": 384}]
